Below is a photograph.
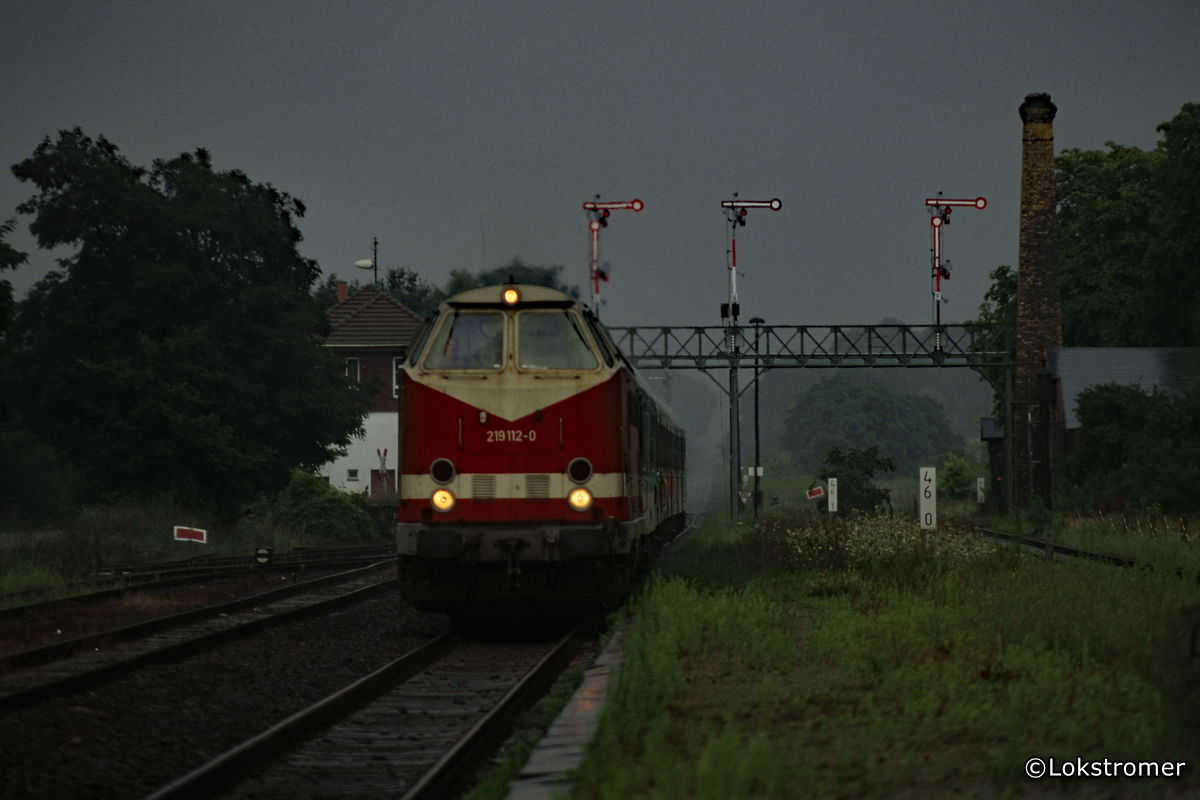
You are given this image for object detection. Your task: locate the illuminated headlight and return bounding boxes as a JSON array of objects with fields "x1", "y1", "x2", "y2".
[
  {"x1": 502, "y1": 287, "x2": 520, "y2": 305},
  {"x1": 431, "y1": 489, "x2": 456, "y2": 513},
  {"x1": 567, "y1": 487, "x2": 592, "y2": 512}
]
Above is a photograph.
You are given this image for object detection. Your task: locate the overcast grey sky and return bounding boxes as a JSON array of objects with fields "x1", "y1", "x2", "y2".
[{"x1": 3, "y1": 1, "x2": 1197, "y2": 329}]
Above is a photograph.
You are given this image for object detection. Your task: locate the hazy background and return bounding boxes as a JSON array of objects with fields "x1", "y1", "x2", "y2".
[{"x1": 3, "y1": 1, "x2": 1197, "y2": 331}]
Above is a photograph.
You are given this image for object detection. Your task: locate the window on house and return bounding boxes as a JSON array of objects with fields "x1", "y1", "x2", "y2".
[
  {"x1": 347, "y1": 469, "x2": 359, "y2": 481},
  {"x1": 345, "y1": 357, "x2": 360, "y2": 383},
  {"x1": 393, "y1": 356, "x2": 403, "y2": 398}
]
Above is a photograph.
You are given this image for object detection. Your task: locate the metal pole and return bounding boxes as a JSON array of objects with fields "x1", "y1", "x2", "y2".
[
  {"x1": 728, "y1": 326, "x2": 741, "y2": 523},
  {"x1": 751, "y1": 319, "x2": 763, "y2": 517}
]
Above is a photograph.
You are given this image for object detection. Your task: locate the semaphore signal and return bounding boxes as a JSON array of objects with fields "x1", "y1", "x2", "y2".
[
  {"x1": 582, "y1": 196, "x2": 643, "y2": 315},
  {"x1": 924, "y1": 193, "x2": 986, "y2": 349}
]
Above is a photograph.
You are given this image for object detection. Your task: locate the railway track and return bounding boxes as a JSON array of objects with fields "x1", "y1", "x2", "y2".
[
  {"x1": 146, "y1": 628, "x2": 583, "y2": 800},
  {"x1": 976, "y1": 525, "x2": 1200, "y2": 581},
  {"x1": 0, "y1": 560, "x2": 398, "y2": 709},
  {"x1": 0, "y1": 543, "x2": 396, "y2": 616}
]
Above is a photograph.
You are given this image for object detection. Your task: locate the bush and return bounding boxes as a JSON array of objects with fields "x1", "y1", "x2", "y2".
[{"x1": 262, "y1": 469, "x2": 377, "y2": 542}]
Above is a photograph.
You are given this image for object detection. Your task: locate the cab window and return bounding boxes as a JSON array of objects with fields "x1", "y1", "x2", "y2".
[
  {"x1": 423, "y1": 311, "x2": 504, "y2": 370},
  {"x1": 517, "y1": 311, "x2": 599, "y2": 371}
]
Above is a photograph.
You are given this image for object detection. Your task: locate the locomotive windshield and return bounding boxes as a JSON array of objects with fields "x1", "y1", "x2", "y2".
[
  {"x1": 424, "y1": 311, "x2": 504, "y2": 370},
  {"x1": 517, "y1": 311, "x2": 599, "y2": 371}
]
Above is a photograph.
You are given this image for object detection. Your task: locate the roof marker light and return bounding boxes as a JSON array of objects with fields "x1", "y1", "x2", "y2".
[{"x1": 502, "y1": 288, "x2": 520, "y2": 305}]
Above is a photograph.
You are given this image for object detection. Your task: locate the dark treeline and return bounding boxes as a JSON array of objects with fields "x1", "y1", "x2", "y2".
[{"x1": 0, "y1": 130, "x2": 369, "y2": 524}]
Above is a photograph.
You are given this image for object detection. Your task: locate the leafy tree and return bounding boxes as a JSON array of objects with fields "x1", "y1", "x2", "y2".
[
  {"x1": 8, "y1": 129, "x2": 369, "y2": 515},
  {"x1": 0, "y1": 218, "x2": 25, "y2": 340},
  {"x1": 311, "y1": 273, "x2": 360, "y2": 311},
  {"x1": 1060, "y1": 383, "x2": 1200, "y2": 513},
  {"x1": 782, "y1": 375, "x2": 962, "y2": 475},
  {"x1": 466, "y1": 256, "x2": 579, "y2": 298},
  {"x1": 1057, "y1": 142, "x2": 1162, "y2": 346},
  {"x1": 968, "y1": 264, "x2": 1016, "y2": 417},
  {"x1": 818, "y1": 445, "x2": 894, "y2": 515},
  {"x1": 255, "y1": 469, "x2": 376, "y2": 541},
  {"x1": 940, "y1": 451, "x2": 975, "y2": 500},
  {"x1": 382, "y1": 267, "x2": 445, "y2": 317},
  {"x1": 1145, "y1": 103, "x2": 1200, "y2": 345}
]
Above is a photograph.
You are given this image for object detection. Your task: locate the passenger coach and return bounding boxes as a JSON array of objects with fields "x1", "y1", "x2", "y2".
[{"x1": 395, "y1": 283, "x2": 685, "y2": 615}]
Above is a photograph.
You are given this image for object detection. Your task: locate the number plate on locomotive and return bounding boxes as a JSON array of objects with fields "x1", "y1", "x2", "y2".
[{"x1": 485, "y1": 429, "x2": 538, "y2": 443}]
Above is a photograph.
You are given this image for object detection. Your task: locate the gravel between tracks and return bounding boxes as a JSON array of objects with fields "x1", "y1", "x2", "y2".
[{"x1": 0, "y1": 584, "x2": 449, "y2": 800}]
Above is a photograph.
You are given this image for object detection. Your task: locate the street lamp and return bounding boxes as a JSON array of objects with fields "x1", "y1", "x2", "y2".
[
  {"x1": 749, "y1": 317, "x2": 765, "y2": 517},
  {"x1": 355, "y1": 237, "x2": 379, "y2": 285}
]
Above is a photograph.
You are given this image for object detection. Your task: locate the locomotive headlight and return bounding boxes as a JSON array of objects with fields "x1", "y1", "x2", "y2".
[
  {"x1": 567, "y1": 487, "x2": 593, "y2": 512},
  {"x1": 502, "y1": 287, "x2": 520, "y2": 305},
  {"x1": 431, "y1": 489, "x2": 456, "y2": 513}
]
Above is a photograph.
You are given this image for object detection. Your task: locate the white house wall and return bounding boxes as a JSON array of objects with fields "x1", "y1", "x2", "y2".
[{"x1": 320, "y1": 411, "x2": 397, "y2": 492}]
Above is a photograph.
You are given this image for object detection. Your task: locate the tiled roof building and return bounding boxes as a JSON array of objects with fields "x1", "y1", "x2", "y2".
[{"x1": 321, "y1": 283, "x2": 425, "y2": 497}]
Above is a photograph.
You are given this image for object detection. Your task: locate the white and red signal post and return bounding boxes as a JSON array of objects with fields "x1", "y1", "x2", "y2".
[
  {"x1": 719, "y1": 196, "x2": 782, "y2": 324},
  {"x1": 924, "y1": 195, "x2": 986, "y2": 343},
  {"x1": 582, "y1": 196, "x2": 643, "y2": 314}
]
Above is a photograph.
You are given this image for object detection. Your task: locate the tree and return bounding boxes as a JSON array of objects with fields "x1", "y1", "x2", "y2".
[
  {"x1": 1057, "y1": 142, "x2": 1162, "y2": 345},
  {"x1": 818, "y1": 445, "x2": 894, "y2": 515},
  {"x1": 782, "y1": 375, "x2": 962, "y2": 476},
  {"x1": 471, "y1": 257, "x2": 579, "y2": 298},
  {"x1": 969, "y1": 264, "x2": 1016, "y2": 417},
  {"x1": 1145, "y1": 103, "x2": 1200, "y2": 346},
  {"x1": 1060, "y1": 383, "x2": 1200, "y2": 513},
  {"x1": 0, "y1": 218, "x2": 25, "y2": 341},
  {"x1": 8, "y1": 129, "x2": 369, "y2": 514},
  {"x1": 382, "y1": 267, "x2": 445, "y2": 317}
]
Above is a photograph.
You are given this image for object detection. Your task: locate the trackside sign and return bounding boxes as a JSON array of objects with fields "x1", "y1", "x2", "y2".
[
  {"x1": 806, "y1": 486, "x2": 825, "y2": 500},
  {"x1": 174, "y1": 526, "x2": 208, "y2": 544}
]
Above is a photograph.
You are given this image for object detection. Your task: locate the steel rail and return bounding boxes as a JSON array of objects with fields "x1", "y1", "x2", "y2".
[
  {"x1": 976, "y1": 525, "x2": 1199, "y2": 581},
  {"x1": 0, "y1": 559, "x2": 396, "y2": 671},
  {"x1": 401, "y1": 627, "x2": 585, "y2": 800},
  {"x1": 0, "y1": 562, "x2": 398, "y2": 710},
  {"x1": 0, "y1": 550, "x2": 396, "y2": 618},
  {"x1": 142, "y1": 633, "x2": 459, "y2": 800}
]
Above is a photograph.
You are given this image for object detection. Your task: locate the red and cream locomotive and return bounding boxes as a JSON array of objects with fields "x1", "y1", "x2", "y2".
[{"x1": 395, "y1": 283, "x2": 685, "y2": 615}]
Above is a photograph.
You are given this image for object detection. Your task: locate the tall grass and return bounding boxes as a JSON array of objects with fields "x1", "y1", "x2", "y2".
[{"x1": 572, "y1": 513, "x2": 1200, "y2": 797}]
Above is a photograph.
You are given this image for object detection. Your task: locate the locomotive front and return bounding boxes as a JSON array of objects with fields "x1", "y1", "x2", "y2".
[{"x1": 395, "y1": 283, "x2": 671, "y2": 615}]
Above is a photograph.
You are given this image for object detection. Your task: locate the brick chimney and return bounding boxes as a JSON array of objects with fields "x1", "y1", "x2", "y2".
[
  {"x1": 1013, "y1": 93, "x2": 1062, "y2": 508},
  {"x1": 336, "y1": 280, "x2": 349, "y2": 304}
]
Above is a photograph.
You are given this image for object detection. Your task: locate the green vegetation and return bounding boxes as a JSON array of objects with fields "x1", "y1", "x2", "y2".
[
  {"x1": 816, "y1": 445, "x2": 893, "y2": 515},
  {"x1": 571, "y1": 514, "x2": 1200, "y2": 797},
  {"x1": 781, "y1": 375, "x2": 962, "y2": 476},
  {"x1": 1, "y1": 130, "x2": 369, "y2": 521},
  {"x1": 1058, "y1": 383, "x2": 1200, "y2": 514},
  {"x1": 0, "y1": 473, "x2": 386, "y2": 607}
]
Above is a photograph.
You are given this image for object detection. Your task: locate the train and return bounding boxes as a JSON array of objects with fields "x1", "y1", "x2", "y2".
[{"x1": 395, "y1": 282, "x2": 685, "y2": 618}]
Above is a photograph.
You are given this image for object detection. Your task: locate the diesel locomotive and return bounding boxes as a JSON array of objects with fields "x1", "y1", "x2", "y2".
[{"x1": 395, "y1": 283, "x2": 685, "y2": 615}]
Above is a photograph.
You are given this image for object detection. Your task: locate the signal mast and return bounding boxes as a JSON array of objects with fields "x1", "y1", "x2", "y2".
[
  {"x1": 924, "y1": 194, "x2": 986, "y2": 350},
  {"x1": 582, "y1": 195, "x2": 643, "y2": 315},
  {"x1": 718, "y1": 193, "x2": 781, "y2": 522}
]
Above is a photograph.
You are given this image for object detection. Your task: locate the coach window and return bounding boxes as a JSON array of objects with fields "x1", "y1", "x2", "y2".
[
  {"x1": 518, "y1": 311, "x2": 599, "y2": 370},
  {"x1": 424, "y1": 311, "x2": 504, "y2": 370}
]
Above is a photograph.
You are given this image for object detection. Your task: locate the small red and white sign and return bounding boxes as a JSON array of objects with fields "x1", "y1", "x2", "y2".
[
  {"x1": 806, "y1": 486, "x2": 825, "y2": 500},
  {"x1": 174, "y1": 526, "x2": 207, "y2": 543}
]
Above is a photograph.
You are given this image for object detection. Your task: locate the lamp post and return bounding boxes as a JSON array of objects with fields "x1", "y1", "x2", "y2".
[
  {"x1": 749, "y1": 317, "x2": 765, "y2": 516},
  {"x1": 354, "y1": 237, "x2": 379, "y2": 285}
]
